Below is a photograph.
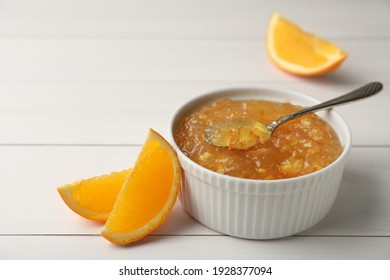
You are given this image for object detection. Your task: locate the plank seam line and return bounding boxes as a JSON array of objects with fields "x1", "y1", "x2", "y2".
[
  {"x1": 0, "y1": 144, "x2": 389, "y2": 148},
  {"x1": 0, "y1": 144, "x2": 142, "y2": 147},
  {"x1": 0, "y1": 36, "x2": 388, "y2": 42},
  {"x1": 295, "y1": 234, "x2": 390, "y2": 238},
  {"x1": 1, "y1": 234, "x2": 389, "y2": 238},
  {"x1": 0, "y1": 79, "x2": 389, "y2": 84},
  {"x1": 0, "y1": 80, "x2": 387, "y2": 85}
]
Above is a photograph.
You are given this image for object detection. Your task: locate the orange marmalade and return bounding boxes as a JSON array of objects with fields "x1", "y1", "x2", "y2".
[{"x1": 174, "y1": 98, "x2": 343, "y2": 180}]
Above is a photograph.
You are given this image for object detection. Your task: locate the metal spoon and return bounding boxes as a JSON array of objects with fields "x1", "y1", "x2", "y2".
[{"x1": 205, "y1": 82, "x2": 383, "y2": 150}]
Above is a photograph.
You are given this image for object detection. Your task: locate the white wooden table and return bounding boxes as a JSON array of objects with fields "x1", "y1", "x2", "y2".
[{"x1": 1, "y1": 0, "x2": 389, "y2": 260}]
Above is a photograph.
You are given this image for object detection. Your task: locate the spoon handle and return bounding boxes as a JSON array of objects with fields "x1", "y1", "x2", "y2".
[{"x1": 268, "y1": 82, "x2": 383, "y2": 132}]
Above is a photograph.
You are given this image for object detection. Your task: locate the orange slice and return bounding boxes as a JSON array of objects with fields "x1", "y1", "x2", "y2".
[
  {"x1": 266, "y1": 12, "x2": 347, "y2": 76},
  {"x1": 101, "y1": 129, "x2": 181, "y2": 245},
  {"x1": 57, "y1": 169, "x2": 131, "y2": 222}
]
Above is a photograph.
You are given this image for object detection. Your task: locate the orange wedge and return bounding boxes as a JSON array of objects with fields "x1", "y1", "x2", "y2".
[
  {"x1": 57, "y1": 169, "x2": 131, "y2": 222},
  {"x1": 266, "y1": 12, "x2": 347, "y2": 76},
  {"x1": 101, "y1": 129, "x2": 181, "y2": 245}
]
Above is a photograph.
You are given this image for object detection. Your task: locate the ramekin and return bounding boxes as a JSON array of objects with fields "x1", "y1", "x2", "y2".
[{"x1": 169, "y1": 87, "x2": 352, "y2": 239}]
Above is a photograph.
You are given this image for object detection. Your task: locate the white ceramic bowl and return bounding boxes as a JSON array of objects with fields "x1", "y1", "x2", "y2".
[{"x1": 169, "y1": 87, "x2": 352, "y2": 239}]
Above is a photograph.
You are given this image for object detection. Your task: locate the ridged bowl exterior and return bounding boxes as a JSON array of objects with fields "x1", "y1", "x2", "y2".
[
  {"x1": 170, "y1": 87, "x2": 352, "y2": 239},
  {"x1": 178, "y1": 151, "x2": 347, "y2": 239}
]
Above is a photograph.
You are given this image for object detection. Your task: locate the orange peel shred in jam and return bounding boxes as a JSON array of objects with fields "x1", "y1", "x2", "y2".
[{"x1": 174, "y1": 98, "x2": 343, "y2": 180}]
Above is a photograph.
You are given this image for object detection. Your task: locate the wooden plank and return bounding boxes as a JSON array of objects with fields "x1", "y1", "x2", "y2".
[
  {"x1": 0, "y1": 0, "x2": 388, "y2": 39},
  {"x1": 303, "y1": 147, "x2": 390, "y2": 236},
  {"x1": 0, "y1": 81, "x2": 388, "y2": 145},
  {"x1": 0, "y1": 38, "x2": 388, "y2": 83},
  {"x1": 0, "y1": 145, "x2": 216, "y2": 236},
  {"x1": 0, "y1": 146, "x2": 389, "y2": 237},
  {"x1": 1, "y1": 235, "x2": 389, "y2": 259}
]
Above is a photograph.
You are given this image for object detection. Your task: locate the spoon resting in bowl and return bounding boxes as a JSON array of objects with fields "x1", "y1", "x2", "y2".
[{"x1": 204, "y1": 81, "x2": 383, "y2": 150}]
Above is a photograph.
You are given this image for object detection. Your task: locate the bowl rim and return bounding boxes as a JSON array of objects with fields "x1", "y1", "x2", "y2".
[{"x1": 168, "y1": 86, "x2": 352, "y2": 184}]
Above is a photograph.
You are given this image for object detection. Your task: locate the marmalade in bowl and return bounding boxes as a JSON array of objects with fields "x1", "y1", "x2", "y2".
[{"x1": 174, "y1": 98, "x2": 343, "y2": 180}]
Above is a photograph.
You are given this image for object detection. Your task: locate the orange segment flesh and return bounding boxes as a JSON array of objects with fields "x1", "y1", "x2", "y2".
[
  {"x1": 266, "y1": 12, "x2": 347, "y2": 76},
  {"x1": 101, "y1": 129, "x2": 181, "y2": 245},
  {"x1": 57, "y1": 169, "x2": 131, "y2": 222}
]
